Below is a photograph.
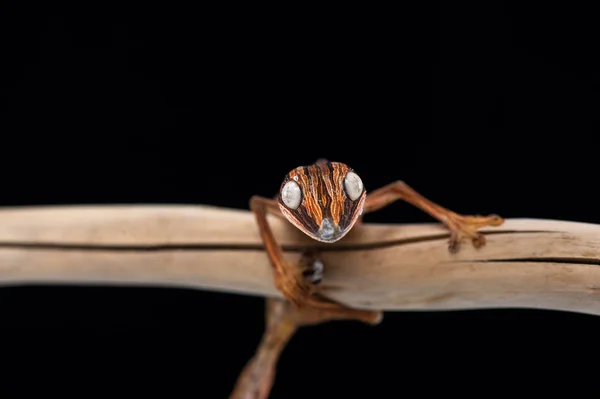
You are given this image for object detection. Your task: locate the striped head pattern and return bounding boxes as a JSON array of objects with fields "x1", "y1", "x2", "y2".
[{"x1": 277, "y1": 159, "x2": 366, "y2": 243}]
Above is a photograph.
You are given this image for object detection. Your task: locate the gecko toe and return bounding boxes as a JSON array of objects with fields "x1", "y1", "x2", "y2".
[{"x1": 472, "y1": 234, "x2": 486, "y2": 248}]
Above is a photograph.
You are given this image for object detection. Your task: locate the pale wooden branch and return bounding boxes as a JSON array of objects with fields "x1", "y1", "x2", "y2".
[{"x1": 2, "y1": 204, "x2": 600, "y2": 316}]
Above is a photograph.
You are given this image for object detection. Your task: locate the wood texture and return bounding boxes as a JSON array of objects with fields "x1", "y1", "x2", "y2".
[{"x1": 2, "y1": 204, "x2": 600, "y2": 315}]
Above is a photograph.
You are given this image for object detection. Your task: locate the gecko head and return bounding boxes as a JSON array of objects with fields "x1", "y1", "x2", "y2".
[{"x1": 277, "y1": 160, "x2": 366, "y2": 243}]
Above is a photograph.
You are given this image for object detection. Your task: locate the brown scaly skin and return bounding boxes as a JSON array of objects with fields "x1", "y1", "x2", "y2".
[{"x1": 232, "y1": 159, "x2": 504, "y2": 398}]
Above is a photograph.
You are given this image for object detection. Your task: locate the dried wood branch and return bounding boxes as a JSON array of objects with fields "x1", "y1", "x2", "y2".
[{"x1": 1, "y1": 204, "x2": 600, "y2": 316}]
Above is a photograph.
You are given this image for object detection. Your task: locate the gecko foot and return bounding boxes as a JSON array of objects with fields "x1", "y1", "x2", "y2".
[{"x1": 446, "y1": 213, "x2": 504, "y2": 253}]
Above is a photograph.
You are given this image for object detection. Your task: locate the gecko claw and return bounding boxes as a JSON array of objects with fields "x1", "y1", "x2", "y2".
[
  {"x1": 472, "y1": 234, "x2": 486, "y2": 248},
  {"x1": 448, "y1": 235, "x2": 461, "y2": 253}
]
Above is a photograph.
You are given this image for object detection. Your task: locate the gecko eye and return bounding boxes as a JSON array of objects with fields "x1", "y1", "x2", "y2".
[
  {"x1": 281, "y1": 180, "x2": 302, "y2": 209},
  {"x1": 344, "y1": 171, "x2": 364, "y2": 201}
]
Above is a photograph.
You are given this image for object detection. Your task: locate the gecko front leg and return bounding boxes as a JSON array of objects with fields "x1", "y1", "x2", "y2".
[
  {"x1": 363, "y1": 180, "x2": 504, "y2": 252},
  {"x1": 250, "y1": 195, "x2": 312, "y2": 307},
  {"x1": 250, "y1": 194, "x2": 384, "y2": 318}
]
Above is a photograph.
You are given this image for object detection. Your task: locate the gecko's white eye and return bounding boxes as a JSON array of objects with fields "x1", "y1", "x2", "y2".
[
  {"x1": 344, "y1": 171, "x2": 363, "y2": 201},
  {"x1": 281, "y1": 180, "x2": 302, "y2": 209}
]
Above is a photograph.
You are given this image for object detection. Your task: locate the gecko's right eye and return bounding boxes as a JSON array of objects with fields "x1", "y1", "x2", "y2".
[{"x1": 281, "y1": 180, "x2": 302, "y2": 210}]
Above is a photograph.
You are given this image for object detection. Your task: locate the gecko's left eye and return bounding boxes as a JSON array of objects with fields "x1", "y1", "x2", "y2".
[
  {"x1": 344, "y1": 171, "x2": 364, "y2": 201},
  {"x1": 281, "y1": 180, "x2": 302, "y2": 209}
]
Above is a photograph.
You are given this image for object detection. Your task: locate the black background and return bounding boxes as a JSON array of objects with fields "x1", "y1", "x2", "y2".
[{"x1": 1, "y1": 2, "x2": 599, "y2": 398}]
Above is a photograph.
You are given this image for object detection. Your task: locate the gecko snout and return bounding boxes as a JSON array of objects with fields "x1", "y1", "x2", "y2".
[{"x1": 318, "y1": 217, "x2": 341, "y2": 242}]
